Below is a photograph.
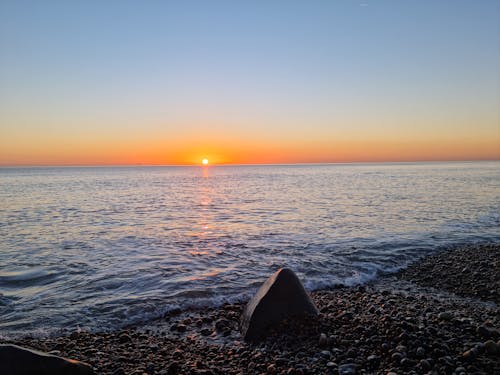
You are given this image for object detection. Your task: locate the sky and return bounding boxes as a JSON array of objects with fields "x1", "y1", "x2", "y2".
[{"x1": 0, "y1": 0, "x2": 499, "y2": 165}]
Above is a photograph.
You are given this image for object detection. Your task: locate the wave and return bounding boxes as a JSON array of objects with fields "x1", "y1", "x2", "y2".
[{"x1": 0, "y1": 268, "x2": 61, "y2": 287}]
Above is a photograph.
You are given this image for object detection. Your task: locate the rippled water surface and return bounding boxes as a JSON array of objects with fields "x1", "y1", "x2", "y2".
[{"x1": 1, "y1": 162, "x2": 499, "y2": 337}]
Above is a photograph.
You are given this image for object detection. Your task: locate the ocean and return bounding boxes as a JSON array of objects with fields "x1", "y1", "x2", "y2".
[{"x1": 1, "y1": 162, "x2": 499, "y2": 338}]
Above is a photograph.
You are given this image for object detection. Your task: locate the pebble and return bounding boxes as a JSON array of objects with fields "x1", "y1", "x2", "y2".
[
  {"x1": 214, "y1": 318, "x2": 229, "y2": 331},
  {"x1": 366, "y1": 354, "x2": 380, "y2": 369},
  {"x1": 320, "y1": 350, "x2": 331, "y2": 359},
  {"x1": 477, "y1": 325, "x2": 493, "y2": 338},
  {"x1": 118, "y1": 334, "x2": 131, "y2": 344},
  {"x1": 462, "y1": 348, "x2": 477, "y2": 360},
  {"x1": 419, "y1": 359, "x2": 431, "y2": 371},
  {"x1": 175, "y1": 324, "x2": 187, "y2": 333},
  {"x1": 416, "y1": 347, "x2": 425, "y2": 358},
  {"x1": 400, "y1": 358, "x2": 415, "y2": 368},
  {"x1": 275, "y1": 357, "x2": 288, "y2": 366},
  {"x1": 484, "y1": 339, "x2": 498, "y2": 355},
  {"x1": 166, "y1": 361, "x2": 179, "y2": 375},
  {"x1": 266, "y1": 364, "x2": 276, "y2": 374},
  {"x1": 200, "y1": 328, "x2": 212, "y2": 336},
  {"x1": 395, "y1": 345, "x2": 407, "y2": 353},
  {"x1": 391, "y1": 352, "x2": 404, "y2": 363},
  {"x1": 319, "y1": 333, "x2": 328, "y2": 348},
  {"x1": 338, "y1": 363, "x2": 357, "y2": 375},
  {"x1": 438, "y1": 312, "x2": 453, "y2": 321}
]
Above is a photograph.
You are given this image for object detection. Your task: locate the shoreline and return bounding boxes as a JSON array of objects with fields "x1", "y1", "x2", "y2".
[{"x1": 3, "y1": 243, "x2": 499, "y2": 374}]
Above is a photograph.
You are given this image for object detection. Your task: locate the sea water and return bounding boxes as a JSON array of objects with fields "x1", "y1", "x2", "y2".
[{"x1": 1, "y1": 162, "x2": 499, "y2": 337}]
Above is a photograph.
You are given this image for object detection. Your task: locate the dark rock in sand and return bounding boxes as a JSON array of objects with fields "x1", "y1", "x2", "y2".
[
  {"x1": 240, "y1": 268, "x2": 318, "y2": 341},
  {"x1": 0, "y1": 344, "x2": 94, "y2": 374}
]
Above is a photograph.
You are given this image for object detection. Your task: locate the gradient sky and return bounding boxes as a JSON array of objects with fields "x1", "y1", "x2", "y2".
[{"x1": 1, "y1": 1, "x2": 499, "y2": 165}]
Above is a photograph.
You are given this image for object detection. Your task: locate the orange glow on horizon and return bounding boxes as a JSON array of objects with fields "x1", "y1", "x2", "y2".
[
  {"x1": 1, "y1": 133, "x2": 499, "y2": 166},
  {"x1": 202, "y1": 158, "x2": 209, "y2": 165}
]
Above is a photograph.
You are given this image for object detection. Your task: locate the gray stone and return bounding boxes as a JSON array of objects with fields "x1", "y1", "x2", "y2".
[
  {"x1": 416, "y1": 347, "x2": 425, "y2": 358},
  {"x1": 240, "y1": 268, "x2": 318, "y2": 341},
  {"x1": 338, "y1": 363, "x2": 357, "y2": 375},
  {"x1": 0, "y1": 344, "x2": 94, "y2": 374},
  {"x1": 320, "y1": 350, "x2": 331, "y2": 359},
  {"x1": 484, "y1": 340, "x2": 498, "y2": 355}
]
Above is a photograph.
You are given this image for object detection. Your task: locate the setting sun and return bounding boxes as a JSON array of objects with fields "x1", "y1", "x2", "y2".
[{"x1": 202, "y1": 158, "x2": 209, "y2": 165}]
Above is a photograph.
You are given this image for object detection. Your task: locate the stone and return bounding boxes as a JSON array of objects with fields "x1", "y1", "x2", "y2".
[
  {"x1": 118, "y1": 333, "x2": 131, "y2": 343},
  {"x1": 462, "y1": 348, "x2": 477, "y2": 360},
  {"x1": 320, "y1": 350, "x2": 331, "y2": 359},
  {"x1": 240, "y1": 268, "x2": 318, "y2": 341},
  {"x1": 366, "y1": 354, "x2": 380, "y2": 369},
  {"x1": 338, "y1": 363, "x2": 357, "y2": 375},
  {"x1": 275, "y1": 357, "x2": 288, "y2": 366},
  {"x1": 416, "y1": 347, "x2": 426, "y2": 358},
  {"x1": 201, "y1": 328, "x2": 212, "y2": 336},
  {"x1": 167, "y1": 361, "x2": 180, "y2": 375},
  {"x1": 0, "y1": 344, "x2": 94, "y2": 374},
  {"x1": 175, "y1": 324, "x2": 187, "y2": 332},
  {"x1": 438, "y1": 312, "x2": 453, "y2": 321},
  {"x1": 267, "y1": 364, "x2": 277, "y2": 374},
  {"x1": 484, "y1": 340, "x2": 498, "y2": 355},
  {"x1": 319, "y1": 333, "x2": 328, "y2": 347},
  {"x1": 419, "y1": 359, "x2": 431, "y2": 371},
  {"x1": 400, "y1": 358, "x2": 415, "y2": 368},
  {"x1": 391, "y1": 352, "x2": 404, "y2": 363},
  {"x1": 395, "y1": 345, "x2": 407, "y2": 353},
  {"x1": 476, "y1": 325, "x2": 494, "y2": 338},
  {"x1": 215, "y1": 318, "x2": 231, "y2": 332}
]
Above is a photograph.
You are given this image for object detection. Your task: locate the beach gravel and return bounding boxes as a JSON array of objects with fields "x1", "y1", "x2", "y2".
[
  {"x1": 3, "y1": 243, "x2": 499, "y2": 374},
  {"x1": 398, "y1": 243, "x2": 499, "y2": 304}
]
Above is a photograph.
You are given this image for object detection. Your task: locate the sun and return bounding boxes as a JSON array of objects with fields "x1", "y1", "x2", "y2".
[{"x1": 202, "y1": 158, "x2": 209, "y2": 165}]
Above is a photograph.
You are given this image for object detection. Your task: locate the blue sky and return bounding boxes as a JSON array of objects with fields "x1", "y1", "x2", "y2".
[{"x1": 1, "y1": 1, "x2": 499, "y2": 164}]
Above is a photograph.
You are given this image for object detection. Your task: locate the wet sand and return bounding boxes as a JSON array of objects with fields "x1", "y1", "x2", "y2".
[{"x1": 3, "y1": 244, "x2": 499, "y2": 374}]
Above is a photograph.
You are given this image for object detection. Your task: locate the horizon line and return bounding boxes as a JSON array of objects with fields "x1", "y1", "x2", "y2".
[{"x1": 1, "y1": 157, "x2": 499, "y2": 168}]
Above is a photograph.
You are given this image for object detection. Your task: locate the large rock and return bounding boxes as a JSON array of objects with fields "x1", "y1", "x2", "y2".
[
  {"x1": 240, "y1": 268, "x2": 318, "y2": 341},
  {"x1": 0, "y1": 344, "x2": 94, "y2": 375}
]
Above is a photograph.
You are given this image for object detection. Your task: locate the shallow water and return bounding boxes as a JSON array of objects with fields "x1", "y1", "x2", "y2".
[{"x1": 1, "y1": 162, "x2": 499, "y2": 337}]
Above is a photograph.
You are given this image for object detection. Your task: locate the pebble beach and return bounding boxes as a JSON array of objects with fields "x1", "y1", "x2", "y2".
[{"x1": 3, "y1": 243, "x2": 499, "y2": 374}]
